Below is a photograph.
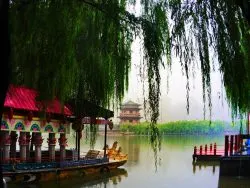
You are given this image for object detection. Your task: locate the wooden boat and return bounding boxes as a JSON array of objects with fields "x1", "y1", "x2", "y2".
[
  {"x1": 0, "y1": 85, "x2": 127, "y2": 184},
  {"x1": 3, "y1": 142, "x2": 128, "y2": 183}
]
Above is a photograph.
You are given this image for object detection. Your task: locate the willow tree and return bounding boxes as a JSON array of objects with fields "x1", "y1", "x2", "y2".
[
  {"x1": 5, "y1": 0, "x2": 250, "y2": 162},
  {"x1": 9, "y1": 1, "x2": 131, "y2": 113}
]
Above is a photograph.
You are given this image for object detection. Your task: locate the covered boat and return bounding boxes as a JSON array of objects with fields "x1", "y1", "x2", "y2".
[{"x1": 0, "y1": 85, "x2": 127, "y2": 183}]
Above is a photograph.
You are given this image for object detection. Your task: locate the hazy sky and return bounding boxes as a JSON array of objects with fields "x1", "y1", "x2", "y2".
[
  {"x1": 118, "y1": 38, "x2": 232, "y2": 123},
  {"x1": 114, "y1": 2, "x2": 232, "y2": 123}
]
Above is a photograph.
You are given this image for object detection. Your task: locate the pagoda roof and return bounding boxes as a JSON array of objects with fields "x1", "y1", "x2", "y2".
[
  {"x1": 121, "y1": 100, "x2": 141, "y2": 106},
  {"x1": 4, "y1": 85, "x2": 72, "y2": 116}
]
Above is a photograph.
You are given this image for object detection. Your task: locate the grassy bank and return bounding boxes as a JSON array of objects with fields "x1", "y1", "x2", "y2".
[{"x1": 119, "y1": 120, "x2": 245, "y2": 135}]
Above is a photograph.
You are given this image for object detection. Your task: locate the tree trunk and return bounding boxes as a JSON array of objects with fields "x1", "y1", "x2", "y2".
[{"x1": 0, "y1": 0, "x2": 10, "y2": 186}]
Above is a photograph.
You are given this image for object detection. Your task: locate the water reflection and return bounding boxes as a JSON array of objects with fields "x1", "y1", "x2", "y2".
[
  {"x1": 192, "y1": 161, "x2": 220, "y2": 175},
  {"x1": 8, "y1": 168, "x2": 128, "y2": 188},
  {"x1": 192, "y1": 161, "x2": 250, "y2": 188},
  {"x1": 218, "y1": 176, "x2": 250, "y2": 188},
  {"x1": 120, "y1": 136, "x2": 140, "y2": 164}
]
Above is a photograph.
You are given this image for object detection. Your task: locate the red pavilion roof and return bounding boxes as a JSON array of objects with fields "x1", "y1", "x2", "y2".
[{"x1": 4, "y1": 85, "x2": 72, "y2": 116}]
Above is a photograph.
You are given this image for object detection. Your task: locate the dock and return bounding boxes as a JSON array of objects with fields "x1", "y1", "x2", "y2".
[
  {"x1": 192, "y1": 143, "x2": 224, "y2": 162},
  {"x1": 192, "y1": 134, "x2": 250, "y2": 176}
]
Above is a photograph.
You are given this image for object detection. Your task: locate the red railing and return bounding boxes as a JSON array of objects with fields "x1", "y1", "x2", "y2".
[{"x1": 193, "y1": 134, "x2": 244, "y2": 157}]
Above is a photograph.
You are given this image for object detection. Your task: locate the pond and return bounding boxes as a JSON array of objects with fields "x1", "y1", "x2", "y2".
[{"x1": 8, "y1": 134, "x2": 250, "y2": 188}]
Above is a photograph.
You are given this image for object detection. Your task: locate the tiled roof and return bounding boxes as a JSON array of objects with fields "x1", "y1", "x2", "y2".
[
  {"x1": 123, "y1": 100, "x2": 140, "y2": 106},
  {"x1": 4, "y1": 85, "x2": 72, "y2": 116}
]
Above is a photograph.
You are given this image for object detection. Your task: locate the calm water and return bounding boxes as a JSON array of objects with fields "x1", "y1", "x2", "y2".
[{"x1": 8, "y1": 134, "x2": 250, "y2": 188}]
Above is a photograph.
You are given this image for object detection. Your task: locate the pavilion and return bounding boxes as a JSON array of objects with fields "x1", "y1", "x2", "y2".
[{"x1": 0, "y1": 85, "x2": 113, "y2": 165}]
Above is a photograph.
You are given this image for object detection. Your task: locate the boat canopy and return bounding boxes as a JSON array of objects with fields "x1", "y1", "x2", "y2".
[{"x1": 4, "y1": 85, "x2": 72, "y2": 116}]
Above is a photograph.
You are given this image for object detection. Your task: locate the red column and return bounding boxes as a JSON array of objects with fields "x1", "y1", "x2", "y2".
[
  {"x1": 47, "y1": 133, "x2": 56, "y2": 161},
  {"x1": 224, "y1": 135, "x2": 229, "y2": 156},
  {"x1": 19, "y1": 132, "x2": 27, "y2": 162},
  {"x1": 193, "y1": 146, "x2": 197, "y2": 155},
  {"x1": 214, "y1": 143, "x2": 217, "y2": 155},
  {"x1": 234, "y1": 135, "x2": 238, "y2": 152},
  {"x1": 10, "y1": 131, "x2": 17, "y2": 160},
  {"x1": 59, "y1": 134, "x2": 67, "y2": 161},
  {"x1": 229, "y1": 135, "x2": 234, "y2": 156},
  {"x1": 237, "y1": 135, "x2": 241, "y2": 151},
  {"x1": 34, "y1": 133, "x2": 43, "y2": 163}
]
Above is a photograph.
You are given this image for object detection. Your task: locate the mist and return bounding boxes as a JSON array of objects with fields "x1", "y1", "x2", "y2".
[{"x1": 116, "y1": 38, "x2": 232, "y2": 123}]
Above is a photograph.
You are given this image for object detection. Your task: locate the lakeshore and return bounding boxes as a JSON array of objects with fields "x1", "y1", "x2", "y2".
[{"x1": 119, "y1": 120, "x2": 244, "y2": 135}]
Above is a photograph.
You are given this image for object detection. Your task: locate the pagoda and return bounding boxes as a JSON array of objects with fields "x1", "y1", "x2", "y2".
[{"x1": 118, "y1": 100, "x2": 142, "y2": 124}]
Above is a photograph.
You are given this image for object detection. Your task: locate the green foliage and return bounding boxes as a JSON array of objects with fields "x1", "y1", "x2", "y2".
[
  {"x1": 8, "y1": 0, "x2": 250, "y2": 158},
  {"x1": 169, "y1": 0, "x2": 250, "y2": 118},
  {"x1": 9, "y1": 0, "x2": 250, "y2": 122},
  {"x1": 120, "y1": 120, "x2": 245, "y2": 135},
  {"x1": 9, "y1": 0, "x2": 132, "y2": 114}
]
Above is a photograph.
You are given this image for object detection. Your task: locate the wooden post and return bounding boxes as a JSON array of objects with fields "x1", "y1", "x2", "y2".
[
  {"x1": 214, "y1": 143, "x2": 217, "y2": 155},
  {"x1": 199, "y1": 145, "x2": 202, "y2": 155},
  {"x1": 238, "y1": 135, "x2": 243, "y2": 153},
  {"x1": 193, "y1": 146, "x2": 197, "y2": 162},
  {"x1": 210, "y1": 143, "x2": 212, "y2": 154},
  {"x1": 104, "y1": 122, "x2": 108, "y2": 158},
  {"x1": 224, "y1": 135, "x2": 229, "y2": 156},
  {"x1": 234, "y1": 135, "x2": 238, "y2": 152},
  {"x1": 75, "y1": 131, "x2": 78, "y2": 151},
  {"x1": 229, "y1": 135, "x2": 234, "y2": 156},
  {"x1": 238, "y1": 135, "x2": 241, "y2": 152},
  {"x1": 77, "y1": 131, "x2": 80, "y2": 160},
  {"x1": 205, "y1": 144, "x2": 207, "y2": 154},
  {"x1": 193, "y1": 146, "x2": 197, "y2": 155}
]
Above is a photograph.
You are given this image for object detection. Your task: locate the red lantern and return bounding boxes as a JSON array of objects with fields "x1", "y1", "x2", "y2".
[
  {"x1": 8, "y1": 108, "x2": 13, "y2": 120},
  {"x1": 46, "y1": 113, "x2": 51, "y2": 123},
  {"x1": 28, "y1": 111, "x2": 33, "y2": 121}
]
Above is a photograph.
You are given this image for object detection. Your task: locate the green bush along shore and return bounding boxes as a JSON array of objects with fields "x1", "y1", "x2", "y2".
[{"x1": 119, "y1": 120, "x2": 245, "y2": 135}]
